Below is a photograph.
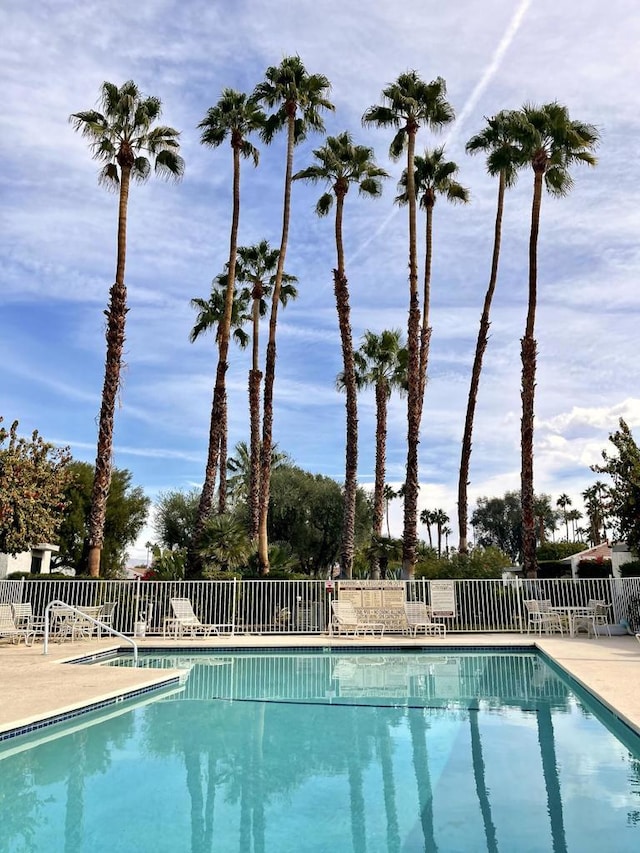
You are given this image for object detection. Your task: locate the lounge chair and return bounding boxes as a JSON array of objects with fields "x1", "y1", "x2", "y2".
[
  {"x1": 404, "y1": 601, "x2": 446, "y2": 636},
  {"x1": 166, "y1": 598, "x2": 221, "y2": 638},
  {"x1": 330, "y1": 600, "x2": 385, "y2": 637},
  {"x1": 0, "y1": 604, "x2": 34, "y2": 646}
]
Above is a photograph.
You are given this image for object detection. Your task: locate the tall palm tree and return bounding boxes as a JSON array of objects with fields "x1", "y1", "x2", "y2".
[
  {"x1": 353, "y1": 329, "x2": 407, "y2": 574},
  {"x1": 294, "y1": 132, "x2": 388, "y2": 578},
  {"x1": 190, "y1": 275, "x2": 250, "y2": 513},
  {"x1": 556, "y1": 493, "x2": 572, "y2": 540},
  {"x1": 457, "y1": 111, "x2": 521, "y2": 554},
  {"x1": 363, "y1": 72, "x2": 454, "y2": 580},
  {"x1": 234, "y1": 242, "x2": 298, "y2": 538},
  {"x1": 432, "y1": 508, "x2": 450, "y2": 557},
  {"x1": 514, "y1": 102, "x2": 599, "y2": 576},
  {"x1": 253, "y1": 55, "x2": 334, "y2": 574},
  {"x1": 192, "y1": 89, "x2": 264, "y2": 570},
  {"x1": 70, "y1": 80, "x2": 184, "y2": 577},
  {"x1": 396, "y1": 145, "x2": 469, "y2": 407}
]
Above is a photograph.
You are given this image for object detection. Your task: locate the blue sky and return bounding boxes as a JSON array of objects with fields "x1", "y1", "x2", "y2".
[{"x1": 2, "y1": 0, "x2": 639, "y2": 563}]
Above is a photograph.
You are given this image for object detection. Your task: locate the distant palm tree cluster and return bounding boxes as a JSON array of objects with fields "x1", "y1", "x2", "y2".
[{"x1": 72, "y1": 61, "x2": 599, "y2": 579}]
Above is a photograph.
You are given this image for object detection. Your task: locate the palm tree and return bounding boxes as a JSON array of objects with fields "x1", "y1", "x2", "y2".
[
  {"x1": 352, "y1": 329, "x2": 407, "y2": 573},
  {"x1": 457, "y1": 111, "x2": 521, "y2": 554},
  {"x1": 396, "y1": 146, "x2": 469, "y2": 407},
  {"x1": 294, "y1": 132, "x2": 388, "y2": 578},
  {"x1": 432, "y1": 508, "x2": 450, "y2": 557},
  {"x1": 70, "y1": 80, "x2": 184, "y2": 577},
  {"x1": 190, "y1": 274, "x2": 250, "y2": 513},
  {"x1": 253, "y1": 55, "x2": 334, "y2": 574},
  {"x1": 192, "y1": 89, "x2": 264, "y2": 570},
  {"x1": 566, "y1": 507, "x2": 583, "y2": 540},
  {"x1": 363, "y1": 72, "x2": 454, "y2": 579},
  {"x1": 514, "y1": 102, "x2": 599, "y2": 576},
  {"x1": 234, "y1": 242, "x2": 298, "y2": 538},
  {"x1": 226, "y1": 440, "x2": 290, "y2": 509},
  {"x1": 383, "y1": 484, "x2": 398, "y2": 538},
  {"x1": 419, "y1": 508, "x2": 434, "y2": 548},
  {"x1": 556, "y1": 493, "x2": 572, "y2": 540}
]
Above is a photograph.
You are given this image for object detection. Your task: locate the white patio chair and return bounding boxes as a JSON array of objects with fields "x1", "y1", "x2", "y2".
[
  {"x1": 403, "y1": 601, "x2": 446, "y2": 636},
  {"x1": 11, "y1": 602, "x2": 47, "y2": 638},
  {"x1": 0, "y1": 604, "x2": 34, "y2": 646},
  {"x1": 330, "y1": 600, "x2": 385, "y2": 637},
  {"x1": 574, "y1": 600, "x2": 612, "y2": 639},
  {"x1": 167, "y1": 598, "x2": 220, "y2": 638},
  {"x1": 523, "y1": 600, "x2": 564, "y2": 635}
]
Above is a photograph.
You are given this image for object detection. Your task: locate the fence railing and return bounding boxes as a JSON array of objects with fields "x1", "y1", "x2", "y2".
[{"x1": 1, "y1": 576, "x2": 639, "y2": 637}]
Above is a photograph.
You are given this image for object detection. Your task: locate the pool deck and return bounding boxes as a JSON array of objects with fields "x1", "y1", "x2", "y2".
[{"x1": 1, "y1": 632, "x2": 640, "y2": 739}]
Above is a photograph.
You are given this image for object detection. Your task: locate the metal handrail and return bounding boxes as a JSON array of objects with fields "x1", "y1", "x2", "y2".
[{"x1": 43, "y1": 599, "x2": 138, "y2": 665}]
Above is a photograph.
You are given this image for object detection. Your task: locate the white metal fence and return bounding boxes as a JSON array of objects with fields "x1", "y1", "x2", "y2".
[{"x1": 1, "y1": 576, "x2": 639, "y2": 636}]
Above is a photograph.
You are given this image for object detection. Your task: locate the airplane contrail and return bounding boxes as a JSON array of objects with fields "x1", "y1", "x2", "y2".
[{"x1": 351, "y1": 0, "x2": 532, "y2": 262}]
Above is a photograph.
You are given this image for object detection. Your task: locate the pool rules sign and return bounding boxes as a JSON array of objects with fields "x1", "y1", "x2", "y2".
[{"x1": 430, "y1": 580, "x2": 456, "y2": 618}]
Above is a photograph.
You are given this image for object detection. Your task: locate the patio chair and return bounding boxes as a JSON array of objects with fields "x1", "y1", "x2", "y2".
[
  {"x1": 574, "y1": 600, "x2": 612, "y2": 639},
  {"x1": 72, "y1": 605, "x2": 104, "y2": 640},
  {"x1": 11, "y1": 602, "x2": 47, "y2": 638},
  {"x1": 330, "y1": 600, "x2": 385, "y2": 637},
  {"x1": 523, "y1": 600, "x2": 564, "y2": 635},
  {"x1": 97, "y1": 601, "x2": 118, "y2": 637},
  {"x1": 404, "y1": 601, "x2": 446, "y2": 637},
  {"x1": 166, "y1": 598, "x2": 221, "y2": 638},
  {"x1": 0, "y1": 604, "x2": 34, "y2": 646}
]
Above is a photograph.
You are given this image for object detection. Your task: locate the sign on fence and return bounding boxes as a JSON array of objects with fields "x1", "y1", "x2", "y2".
[{"x1": 430, "y1": 580, "x2": 456, "y2": 618}]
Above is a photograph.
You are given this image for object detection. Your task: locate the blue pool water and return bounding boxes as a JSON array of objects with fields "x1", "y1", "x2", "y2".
[{"x1": 1, "y1": 649, "x2": 639, "y2": 852}]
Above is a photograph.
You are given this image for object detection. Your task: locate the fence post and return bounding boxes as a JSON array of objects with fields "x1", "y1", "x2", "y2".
[
  {"x1": 134, "y1": 576, "x2": 141, "y2": 626},
  {"x1": 232, "y1": 578, "x2": 237, "y2": 636}
]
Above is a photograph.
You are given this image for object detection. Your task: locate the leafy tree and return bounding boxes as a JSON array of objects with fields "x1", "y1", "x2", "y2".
[
  {"x1": 254, "y1": 55, "x2": 334, "y2": 574},
  {"x1": 153, "y1": 488, "x2": 201, "y2": 550},
  {"x1": 510, "y1": 102, "x2": 599, "y2": 576},
  {"x1": 53, "y1": 461, "x2": 149, "y2": 576},
  {"x1": 0, "y1": 418, "x2": 72, "y2": 555},
  {"x1": 363, "y1": 71, "x2": 454, "y2": 579},
  {"x1": 536, "y1": 541, "x2": 585, "y2": 561},
  {"x1": 593, "y1": 418, "x2": 640, "y2": 554},
  {"x1": 194, "y1": 89, "x2": 264, "y2": 556},
  {"x1": 416, "y1": 545, "x2": 510, "y2": 579},
  {"x1": 294, "y1": 131, "x2": 388, "y2": 578},
  {"x1": 458, "y1": 111, "x2": 521, "y2": 553},
  {"x1": 267, "y1": 465, "x2": 372, "y2": 575},
  {"x1": 70, "y1": 80, "x2": 184, "y2": 577},
  {"x1": 147, "y1": 544, "x2": 185, "y2": 580},
  {"x1": 471, "y1": 490, "x2": 556, "y2": 564}
]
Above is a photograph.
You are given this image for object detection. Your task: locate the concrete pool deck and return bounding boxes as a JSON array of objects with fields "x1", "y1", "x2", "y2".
[{"x1": 1, "y1": 632, "x2": 640, "y2": 739}]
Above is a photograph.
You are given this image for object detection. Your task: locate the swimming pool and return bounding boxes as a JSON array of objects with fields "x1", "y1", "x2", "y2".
[{"x1": 1, "y1": 649, "x2": 639, "y2": 852}]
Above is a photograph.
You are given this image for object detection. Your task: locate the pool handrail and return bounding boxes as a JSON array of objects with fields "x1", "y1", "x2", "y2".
[{"x1": 42, "y1": 599, "x2": 138, "y2": 665}]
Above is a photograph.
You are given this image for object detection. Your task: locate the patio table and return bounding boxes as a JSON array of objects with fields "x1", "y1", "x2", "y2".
[{"x1": 550, "y1": 606, "x2": 594, "y2": 638}]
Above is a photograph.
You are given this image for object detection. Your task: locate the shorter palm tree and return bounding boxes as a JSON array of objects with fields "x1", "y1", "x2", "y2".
[
  {"x1": 556, "y1": 493, "x2": 572, "y2": 541},
  {"x1": 190, "y1": 276, "x2": 250, "y2": 513},
  {"x1": 353, "y1": 329, "x2": 407, "y2": 577}
]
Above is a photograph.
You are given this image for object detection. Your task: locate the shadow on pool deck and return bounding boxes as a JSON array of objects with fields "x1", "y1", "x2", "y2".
[{"x1": 1, "y1": 632, "x2": 640, "y2": 737}]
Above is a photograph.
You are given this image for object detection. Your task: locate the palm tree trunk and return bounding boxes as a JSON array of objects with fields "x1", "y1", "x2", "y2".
[
  {"x1": 248, "y1": 369, "x2": 262, "y2": 540},
  {"x1": 218, "y1": 391, "x2": 228, "y2": 514},
  {"x1": 402, "y1": 126, "x2": 421, "y2": 580},
  {"x1": 521, "y1": 168, "x2": 543, "y2": 578},
  {"x1": 458, "y1": 172, "x2": 506, "y2": 554},
  {"x1": 190, "y1": 145, "x2": 242, "y2": 574},
  {"x1": 87, "y1": 165, "x2": 131, "y2": 577},
  {"x1": 258, "y1": 113, "x2": 296, "y2": 574},
  {"x1": 334, "y1": 191, "x2": 358, "y2": 579},
  {"x1": 469, "y1": 707, "x2": 498, "y2": 853},
  {"x1": 418, "y1": 199, "x2": 434, "y2": 409},
  {"x1": 373, "y1": 385, "x2": 388, "y2": 539}
]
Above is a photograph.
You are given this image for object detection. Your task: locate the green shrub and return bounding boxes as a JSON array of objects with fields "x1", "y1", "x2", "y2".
[
  {"x1": 537, "y1": 561, "x2": 572, "y2": 578},
  {"x1": 619, "y1": 560, "x2": 640, "y2": 577},
  {"x1": 6, "y1": 571, "x2": 75, "y2": 580},
  {"x1": 536, "y1": 541, "x2": 586, "y2": 561},
  {"x1": 576, "y1": 558, "x2": 612, "y2": 578}
]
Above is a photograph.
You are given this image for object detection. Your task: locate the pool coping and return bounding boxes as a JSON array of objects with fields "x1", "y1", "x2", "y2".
[{"x1": 1, "y1": 632, "x2": 639, "y2": 742}]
